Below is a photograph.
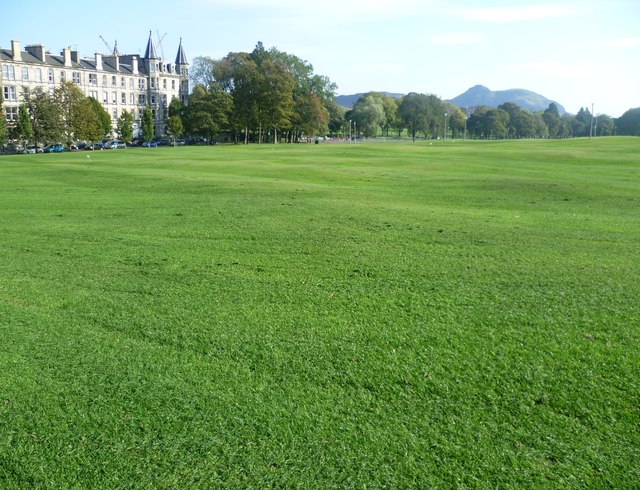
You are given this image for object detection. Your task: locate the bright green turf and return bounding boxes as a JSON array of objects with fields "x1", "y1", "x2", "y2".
[{"x1": 1, "y1": 138, "x2": 639, "y2": 487}]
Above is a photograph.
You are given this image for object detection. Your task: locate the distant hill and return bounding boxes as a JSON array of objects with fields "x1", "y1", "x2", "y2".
[
  {"x1": 335, "y1": 92, "x2": 404, "y2": 109},
  {"x1": 447, "y1": 85, "x2": 565, "y2": 114},
  {"x1": 336, "y1": 86, "x2": 566, "y2": 114}
]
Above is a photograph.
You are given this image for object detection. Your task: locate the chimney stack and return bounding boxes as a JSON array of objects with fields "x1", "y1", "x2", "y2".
[
  {"x1": 62, "y1": 47, "x2": 71, "y2": 67},
  {"x1": 26, "y1": 44, "x2": 46, "y2": 62},
  {"x1": 11, "y1": 40, "x2": 21, "y2": 61}
]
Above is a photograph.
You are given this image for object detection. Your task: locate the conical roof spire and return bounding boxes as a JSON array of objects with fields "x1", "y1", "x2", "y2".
[
  {"x1": 144, "y1": 31, "x2": 158, "y2": 59},
  {"x1": 175, "y1": 37, "x2": 188, "y2": 65}
]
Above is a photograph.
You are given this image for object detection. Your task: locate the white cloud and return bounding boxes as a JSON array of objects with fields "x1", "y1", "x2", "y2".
[
  {"x1": 429, "y1": 32, "x2": 482, "y2": 46},
  {"x1": 605, "y1": 36, "x2": 640, "y2": 48},
  {"x1": 446, "y1": 4, "x2": 576, "y2": 23}
]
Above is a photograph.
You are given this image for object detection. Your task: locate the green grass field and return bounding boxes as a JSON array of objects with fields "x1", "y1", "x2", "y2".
[{"x1": 1, "y1": 138, "x2": 639, "y2": 487}]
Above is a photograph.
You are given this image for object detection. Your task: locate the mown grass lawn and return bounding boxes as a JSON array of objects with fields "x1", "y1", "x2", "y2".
[{"x1": 1, "y1": 138, "x2": 639, "y2": 487}]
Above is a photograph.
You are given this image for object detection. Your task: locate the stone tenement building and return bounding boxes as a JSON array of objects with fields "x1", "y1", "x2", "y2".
[{"x1": 0, "y1": 32, "x2": 189, "y2": 139}]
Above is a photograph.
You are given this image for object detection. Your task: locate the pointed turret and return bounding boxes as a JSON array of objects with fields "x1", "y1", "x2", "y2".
[
  {"x1": 175, "y1": 38, "x2": 188, "y2": 65},
  {"x1": 144, "y1": 30, "x2": 158, "y2": 59}
]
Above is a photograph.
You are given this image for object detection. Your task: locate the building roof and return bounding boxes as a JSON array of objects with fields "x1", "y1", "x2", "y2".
[
  {"x1": 144, "y1": 31, "x2": 158, "y2": 60},
  {"x1": 175, "y1": 38, "x2": 188, "y2": 65}
]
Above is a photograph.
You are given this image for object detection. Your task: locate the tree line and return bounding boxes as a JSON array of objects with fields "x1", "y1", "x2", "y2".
[
  {"x1": 0, "y1": 81, "x2": 159, "y2": 148},
  {"x1": 2, "y1": 41, "x2": 640, "y2": 148}
]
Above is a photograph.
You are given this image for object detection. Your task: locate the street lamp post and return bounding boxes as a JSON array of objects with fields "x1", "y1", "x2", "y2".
[{"x1": 443, "y1": 112, "x2": 448, "y2": 140}]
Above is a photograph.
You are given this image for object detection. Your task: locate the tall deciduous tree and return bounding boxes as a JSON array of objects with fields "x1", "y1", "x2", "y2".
[
  {"x1": 87, "y1": 97, "x2": 112, "y2": 139},
  {"x1": 184, "y1": 84, "x2": 233, "y2": 143},
  {"x1": 141, "y1": 106, "x2": 154, "y2": 143},
  {"x1": 55, "y1": 81, "x2": 87, "y2": 143},
  {"x1": 397, "y1": 93, "x2": 441, "y2": 141},
  {"x1": 22, "y1": 86, "x2": 64, "y2": 145},
  {"x1": 14, "y1": 104, "x2": 33, "y2": 147},
  {"x1": 614, "y1": 108, "x2": 640, "y2": 136},
  {"x1": 543, "y1": 103, "x2": 562, "y2": 138},
  {"x1": 350, "y1": 93, "x2": 385, "y2": 138},
  {"x1": 75, "y1": 98, "x2": 104, "y2": 143},
  {"x1": 166, "y1": 115, "x2": 184, "y2": 145},
  {"x1": 117, "y1": 110, "x2": 134, "y2": 142},
  {"x1": 0, "y1": 95, "x2": 7, "y2": 147}
]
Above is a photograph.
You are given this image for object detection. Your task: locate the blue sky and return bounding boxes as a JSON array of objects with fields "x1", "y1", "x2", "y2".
[{"x1": 3, "y1": 0, "x2": 639, "y2": 116}]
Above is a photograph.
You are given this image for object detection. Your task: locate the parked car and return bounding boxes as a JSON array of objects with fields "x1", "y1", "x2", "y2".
[
  {"x1": 142, "y1": 140, "x2": 158, "y2": 147},
  {"x1": 104, "y1": 140, "x2": 126, "y2": 149},
  {"x1": 2, "y1": 144, "x2": 23, "y2": 154},
  {"x1": 23, "y1": 145, "x2": 44, "y2": 154},
  {"x1": 44, "y1": 144, "x2": 65, "y2": 153}
]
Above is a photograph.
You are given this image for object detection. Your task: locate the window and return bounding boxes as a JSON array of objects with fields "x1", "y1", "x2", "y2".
[
  {"x1": 60, "y1": 70, "x2": 66, "y2": 81},
  {"x1": 130, "y1": 93, "x2": 134, "y2": 104},
  {"x1": 22, "y1": 67, "x2": 29, "y2": 81},
  {"x1": 171, "y1": 80, "x2": 175, "y2": 90},
  {"x1": 2, "y1": 65, "x2": 15, "y2": 80},
  {"x1": 138, "y1": 78, "x2": 145, "y2": 90},
  {"x1": 89, "y1": 90, "x2": 98, "y2": 99},
  {"x1": 138, "y1": 94, "x2": 146, "y2": 105},
  {"x1": 49, "y1": 69, "x2": 54, "y2": 83},
  {"x1": 151, "y1": 95, "x2": 156, "y2": 104},
  {"x1": 150, "y1": 78, "x2": 155, "y2": 89},
  {"x1": 112, "y1": 92, "x2": 117, "y2": 104},
  {"x1": 3, "y1": 86, "x2": 17, "y2": 101},
  {"x1": 129, "y1": 78, "x2": 134, "y2": 89},
  {"x1": 121, "y1": 92, "x2": 126, "y2": 104},
  {"x1": 111, "y1": 76, "x2": 117, "y2": 86},
  {"x1": 163, "y1": 79, "x2": 167, "y2": 89},
  {"x1": 35, "y1": 68, "x2": 42, "y2": 82},
  {"x1": 72, "y1": 72, "x2": 81, "y2": 84},
  {"x1": 102, "y1": 74, "x2": 107, "y2": 86},
  {"x1": 121, "y1": 77, "x2": 125, "y2": 88},
  {"x1": 112, "y1": 109, "x2": 118, "y2": 120},
  {"x1": 5, "y1": 107, "x2": 18, "y2": 122},
  {"x1": 89, "y1": 73, "x2": 97, "y2": 86},
  {"x1": 103, "y1": 91, "x2": 108, "y2": 103}
]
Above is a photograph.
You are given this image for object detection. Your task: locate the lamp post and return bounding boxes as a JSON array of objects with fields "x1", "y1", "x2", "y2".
[
  {"x1": 354, "y1": 121, "x2": 357, "y2": 143},
  {"x1": 349, "y1": 120, "x2": 352, "y2": 142},
  {"x1": 443, "y1": 112, "x2": 448, "y2": 140},
  {"x1": 464, "y1": 115, "x2": 467, "y2": 141}
]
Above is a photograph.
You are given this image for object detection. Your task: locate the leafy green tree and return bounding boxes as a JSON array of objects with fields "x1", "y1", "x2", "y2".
[
  {"x1": 350, "y1": 93, "x2": 385, "y2": 138},
  {"x1": 184, "y1": 84, "x2": 233, "y2": 143},
  {"x1": 443, "y1": 103, "x2": 466, "y2": 139},
  {"x1": 75, "y1": 98, "x2": 104, "y2": 143},
  {"x1": 594, "y1": 114, "x2": 614, "y2": 136},
  {"x1": 141, "y1": 106, "x2": 154, "y2": 143},
  {"x1": 485, "y1": 109, "x2": 509, "y2": 138},
  {"x1": 257, "y1": 59, "x2": 295, "y2": 143},
  {"x1": 22, "y1": 86, "x2": 64, "y2": 145},
  {"x1": 117, "y1": 110, "x2": 134, "y2": 142},
  {"x1": 292, "y1": 93, "x2": 328, "y2": 139},
  {"x1": 166, "y1": 115, "x2": 184, "y2": 145},
  {"x1": 615, "y1": 108, "x2": 640, "y2": 136},
  {"x1": 397, "y1": 93, "x2": 443, "y2": 141},
  {"x1": 189, "y1": 56, "x2": 217, "y2": 88},
  {"x1": 214, "y1": 51, "x2": 259, "y2": 143},
  {"x1": 55, "y1": 81, "x2": 87, "y2": 143},
  {"x1": 0, "y1": 95, "x2": 7, "y2": 147},
  {"x1": 325, "y1": 99, "x2": 345, "y2": 136},
  {"x1": 573, "y1": 107, "x2": 592, "y2": 137},
  {"x1": 14, "y1": 104, "x2": 33, "y2": 147},
  {"x1": 543, "y1": 103, "x2": 562, "y2": 138},
  {"x1": 87, "y1": 97, "x2": 112, "y2": 139},
  {"x1": 168, "y1": 97, "x2": 184, "y2": 119}
]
